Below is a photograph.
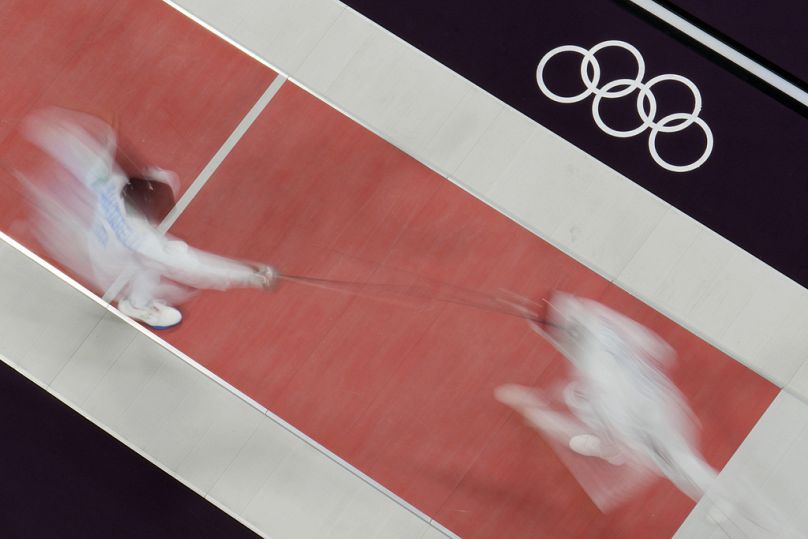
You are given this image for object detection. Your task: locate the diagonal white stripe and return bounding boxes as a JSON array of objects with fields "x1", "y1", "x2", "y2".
[
  {"x1": 629, "y1": 0, "x2": 808, "y2": 108},
  {"x1": 159, "y1": 74, "x2": 287, "y2": 233},
  {"x1": 100, "y1": 74, "x2": 286, "y2": 303}
]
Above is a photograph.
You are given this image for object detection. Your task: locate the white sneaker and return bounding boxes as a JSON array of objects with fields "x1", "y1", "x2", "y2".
[
  {"x1": 118, "y1": 299, "x2": 182, "y2": 329},
  {"x1": 569, "y1": 434, "x2": 624, "y2": 465}
]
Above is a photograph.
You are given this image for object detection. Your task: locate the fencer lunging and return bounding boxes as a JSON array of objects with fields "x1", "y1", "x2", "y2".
[{"x1": 21, "y1": 107, "x2": 275, "y2": 329}]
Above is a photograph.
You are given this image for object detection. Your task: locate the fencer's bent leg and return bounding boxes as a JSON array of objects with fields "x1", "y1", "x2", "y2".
[{"x1": 127, "y1": 268, "x2": 162, "y2": 309}]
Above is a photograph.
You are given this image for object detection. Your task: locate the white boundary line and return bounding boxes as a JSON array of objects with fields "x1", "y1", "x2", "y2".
[
  {"x1": 628, "y1": 0, "x2": 808, "y2": 107},
  {"x1": 159, "y1": 1, "x2": 282, "y2": 73},
  {"x1": 101, "y1": 74, "x2": 287, "y2": 303},
  {"x1": 159, "y1": 74, "x2": 287, "y2": 234}
]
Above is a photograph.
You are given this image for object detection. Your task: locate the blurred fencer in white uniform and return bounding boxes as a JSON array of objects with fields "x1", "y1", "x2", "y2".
[
  {"x1": 497, "y1": 293, "x2": 714, "y2": 497},
  {"x1": 20, "y1": 107, "x2": 275, "y2": 329},
  {"x1": 496, "y1": 292, "x2": 795, "y2": 536}
]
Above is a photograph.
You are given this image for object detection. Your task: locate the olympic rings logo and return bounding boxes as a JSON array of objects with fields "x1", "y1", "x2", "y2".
[{"x1": 536, "y1": 40, "x2": 713, "y2": 173}]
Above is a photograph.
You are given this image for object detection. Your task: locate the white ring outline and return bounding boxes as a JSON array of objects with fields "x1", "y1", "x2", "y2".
[
  {"x1": 592, "y1": 79, "x2": 657, "y2": 138},
  {"x1": 637, "y1": 74, "x2": 702, "y2": 132},
  {"x1": 648, "y1": 113, "x2": 714, "y2": 173},
  {"x1": 581, "y1": 40, "x2": 645, "y2": 99},
  {"x1": 536, "y1": 45, "x2": 592, "y2": 104}
]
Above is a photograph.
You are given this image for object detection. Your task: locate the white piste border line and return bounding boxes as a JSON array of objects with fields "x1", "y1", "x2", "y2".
[
  {"x1": 627, "y1": 0, "x2": 808, "y2": 108},
  {"x1": 158, "y1": 73, "x2": 288, "y2": 234},
  {"x1": 0, "y1": 348, "x2": 267, "y2": 538},
  {"x1": 1, "y1": 232, "x2": 449, "y2": 532}
]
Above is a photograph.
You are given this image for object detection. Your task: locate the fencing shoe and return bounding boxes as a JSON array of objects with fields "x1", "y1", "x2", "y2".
[
  {"x1": 118, "y1": 298, "x2": 182, "y2": 330},
  {"x1": 569, "y1": 434, "x2": 625, "y2": 465}
]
